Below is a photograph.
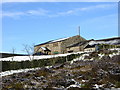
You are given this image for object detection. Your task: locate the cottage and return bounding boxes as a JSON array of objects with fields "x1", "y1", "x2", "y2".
[{"x1": 34, "y1": 35, "x2": 86, "y2": 55}]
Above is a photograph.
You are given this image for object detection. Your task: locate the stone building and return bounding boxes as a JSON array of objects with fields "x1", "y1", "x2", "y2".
[
  {"x1": 66, "y1": 41, "x2": 88, "y2": 53},
  {"x1": 84, "y1": 37, "x2": 120, "y2": 52},
  {"x1": 34, "y1": 35, "x2": 86, "y2": 55}
]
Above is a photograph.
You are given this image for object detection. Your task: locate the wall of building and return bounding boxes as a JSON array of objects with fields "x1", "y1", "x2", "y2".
[
  {"x1": 34, "y1": 35, "x2": 86, "y2": 55},
  {"x1": 61, "y1": 35, "x2": 85, "y2": 53},
  {"x1": 49, "y1": 42, "x2": 62, "y2": 54},
  {"x1": 67, "y1": 45, "x2": 85, "y2": 53},
  {"x1": 84, "y1": 47, "x2": 96, "y2": 52},
  {"x1": 67, "y1": 46, "x2": 80, "y2": 53},
  {"x1": 34, "y1": 42, "x2": 62, "y2": 55}
]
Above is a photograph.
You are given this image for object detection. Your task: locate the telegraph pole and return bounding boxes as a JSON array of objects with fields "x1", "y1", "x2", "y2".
[
  {"x1": 78, "y1": 26, "x2": 81, "y2": 51},
  {"x1": 78, "y1": 26, "x2": 80, "y2": 36}
]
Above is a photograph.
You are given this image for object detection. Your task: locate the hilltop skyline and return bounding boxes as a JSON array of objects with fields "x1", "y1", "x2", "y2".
[{"x1": 2, "y1": 2, "x2": 118, "y2": 54}]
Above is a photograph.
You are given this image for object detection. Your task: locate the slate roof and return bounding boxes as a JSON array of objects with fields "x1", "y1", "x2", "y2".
[
  {"x1": 67, "y1": 37, "x2": 120, "y2": 48},
  {"x1": 95, "y1": 37, "x2": 120, "y2": 41},
  {"x1": 35, "y1": 35, "x2": 85, "y2": 47},
  {"x1": 84, "y1": 44, "x2": 98, "y2": 49},
  {"x1": 67, "y1": 41, "x2": 88, "y2": 48},
  {"x1": 34, "y1": 37, "x2": 70, "y2": 47},
  {"x1": 89, "y1": 37, "x2": 120, "y2": 45}
]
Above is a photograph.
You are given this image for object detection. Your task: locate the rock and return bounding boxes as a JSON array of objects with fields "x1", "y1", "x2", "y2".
[
  {"x1": 101, "y1": 55, "x2": 111, "y2": 61},
  {"x1": 40, "y1": 67, "x2": 55, "y2": 73},
  {"x1": 29, "y1": 81, "x2": 37, "y2": 86},
  {"x1": 111, "y1": 55, "x2": 120, "y2": 62},
  {"x1": 53, "y1": 64, "x2": 64, "y2": 69}
]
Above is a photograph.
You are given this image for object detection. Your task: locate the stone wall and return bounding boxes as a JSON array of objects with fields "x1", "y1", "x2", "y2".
[
  {"x1": 67, "y1": 46, "x2": 80, "y2": 52},
  {"x1": 84, "y1": 47, "x2": 96, "y2": 52},
  {"x1": 34, "y1": 42, "x2": 62, "y2": 54},
  {"x1": 34, "y1": 35, "x2": 86, "y2": 55},
  {"x1": 61, "y1": 35, "x2": 85, "y2": 53}
]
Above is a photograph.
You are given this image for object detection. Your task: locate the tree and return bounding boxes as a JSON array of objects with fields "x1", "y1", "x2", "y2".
[{"x1": 22, "y1": 44, "x2": 35, "y2": 61}]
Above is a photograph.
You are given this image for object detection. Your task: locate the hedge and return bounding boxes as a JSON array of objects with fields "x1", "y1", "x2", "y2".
[{"x1": 2, "y1": 53, "x2": 81, "y2": 72}]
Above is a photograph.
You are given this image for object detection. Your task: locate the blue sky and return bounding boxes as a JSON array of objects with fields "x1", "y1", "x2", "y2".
[{"x1": 1, "y1": 2, "x2": 118, "y2": 54}]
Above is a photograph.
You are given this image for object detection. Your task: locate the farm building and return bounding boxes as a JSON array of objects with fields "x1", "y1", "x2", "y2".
[
  {"x1": 66, "y1": 41, "x2": 88, "y2": 53},
  {"x1": 66, "y1": 37, "x2": 120, "y2": 52},
  {"x1": 34, "y1": 35, "x2": 86, "y2": 55},
  {"x1": 34, "y1": 36, "x2": 120, "y2": 55},
  {"x1": 84, "y1": 37, "x2": 120, "y2": 52}
]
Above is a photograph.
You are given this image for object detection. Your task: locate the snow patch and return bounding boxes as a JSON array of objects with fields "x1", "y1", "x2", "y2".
[
  {"x1": 89, "y1": 40, "x2": 120, "y2": 45},
  {"x1": 41, "y1": 47, "x2": 47, "y2": 50},
  {"x1": 1, "y1": 65, "x2": 53, "y2": 77},
  {"x1": 0, "y1": 67, "x2": 41, "y2": 77},
  {"x1": 70, "y1": 53, "x2": 89, "y2": 64},
  {"x1": 51, "y1": 37, "x2": 69, "y2": 43},
  {"x1": 67, "y1": 79, "x2": 81, "y2": 89},
  {"x1": 0, "y1": 51, "x2": 84, "y2": 61},
  {"x1": 93, "y1": 84, "x2": 104, "y2": 89}
]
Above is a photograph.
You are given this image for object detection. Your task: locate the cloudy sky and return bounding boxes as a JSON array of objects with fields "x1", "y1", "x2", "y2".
[{"x1": 1, "y1": 1, "x2": 119, "y2": 54}]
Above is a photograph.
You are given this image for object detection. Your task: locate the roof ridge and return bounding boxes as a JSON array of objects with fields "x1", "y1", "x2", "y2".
[{"x1": 34, "y1": 35, "x2": 81, "y2": 46}]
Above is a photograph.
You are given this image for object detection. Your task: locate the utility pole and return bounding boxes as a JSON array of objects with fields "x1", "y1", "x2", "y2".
[
  {"x1": 78, "y1": 26, "x2": 81, "y2": 51},
  {"x1": 78, "y1": 26, "x2": 80, "y2": 36}
]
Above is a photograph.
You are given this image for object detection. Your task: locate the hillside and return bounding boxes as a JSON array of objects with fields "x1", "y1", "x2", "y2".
[{"x1": 1, "y1": 49, "x2": 120, "y2": 89}]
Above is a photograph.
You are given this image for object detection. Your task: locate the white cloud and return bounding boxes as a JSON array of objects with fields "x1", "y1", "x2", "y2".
[
  {"x1": 78, "y1": 3, "x2": 116, "y2": 11},
  {"x1": 2, "y1": 12, "x2": 25, "y2": 17},
  {"x1": 2, "y1": 0, "x2": 120, "y2": 3},
  {"x1": 2, "y1": 8, "x2": 49, "y2": 18},
  {"x1": 2, "y1": 3, "x2": 116, "y2": 18},
  {"x1": 49, "y1": 3, "x2": 116, "y2": 17},
  {"x1": 26, "y1": 8, "x2": 49, "y2": 15}
]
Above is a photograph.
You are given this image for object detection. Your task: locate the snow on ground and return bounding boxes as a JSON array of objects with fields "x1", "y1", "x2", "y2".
[
  {"x1": 0, "y1": 67, "x2": 41, "y2": 77},
  {"x1": 1, "y1": 49, "x2": 120, "y2": 77},
  {"x1": 0, "y1": 65, "x2": 53, "y2": 77},
  {"x1": 66, "y1": 79, "x2": 81, "y2": 89},
  {"x1": 0, "y1": 51, "x2": 84, "y2": 61},
  {"x1": 93, "y1": 84, "x2": 105, "y2": 89},
  {"x1": 109, "y1": 48, "x2": 120, "y2": 51},
  {"x1": 109, "y1": 52, "x2": 120, "y2": 58},
  {"x1": 0, "y1": 52, "x2": 85, "y2": 77},
  {"x1": 1, "y1": 48, "x2": 119, "y2": 62},
  {"x1": 71, "y1": 49, "x2": 120, "y2": 64},
  {"x1": 98, "y1": 54, "x2": 105, "y2": 59},
  {"x1": 70, "y1": 53, "x2": 90, "y2": 64}
]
